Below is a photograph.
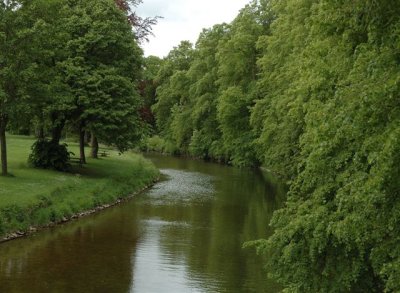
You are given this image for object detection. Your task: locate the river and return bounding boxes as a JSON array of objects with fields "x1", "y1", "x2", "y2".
[{"x1": 0, "y1": 154, "x2": 285, "y2": 292}]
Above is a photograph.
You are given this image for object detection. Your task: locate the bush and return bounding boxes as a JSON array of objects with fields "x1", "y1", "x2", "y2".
[
  {"x1": 145, "y1": 135, "x2": 166, "y2": 152},
  {"x1": 28, "y1": 139, "x2": 72, "y2": 171},
  {"x1": 141, "y1": 135, "x2": 180, "y2": 155}
]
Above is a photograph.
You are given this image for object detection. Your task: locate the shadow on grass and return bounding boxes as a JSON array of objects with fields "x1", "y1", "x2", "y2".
[{"x1": 0, "y1": 173, "x2": 15, "y2": 178}]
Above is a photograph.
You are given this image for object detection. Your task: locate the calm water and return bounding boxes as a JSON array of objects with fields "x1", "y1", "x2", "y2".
[{"x1": 0, "y1": 154, "x2": 285, "y2": 292}]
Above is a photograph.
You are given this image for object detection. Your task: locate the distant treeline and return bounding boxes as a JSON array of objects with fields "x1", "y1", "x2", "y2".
[{"x1": 144, "y1": 0, "x2": 400, "y2": 291}]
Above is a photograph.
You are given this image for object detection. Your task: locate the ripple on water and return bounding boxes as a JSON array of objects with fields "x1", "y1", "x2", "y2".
[
  {"x1": 140, "y1": 218, "x2": 192, "y2": 229},
  {"x1": 145, "y1": 169, "x2": 214, "y2": 205}
]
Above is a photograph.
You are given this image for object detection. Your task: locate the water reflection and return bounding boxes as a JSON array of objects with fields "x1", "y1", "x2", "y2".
[
  {"x1": 0, "y1": 154, "x2": 285, "y2": 292},
  {"x1": 0, "y1": 206, "x2": 140, "y2": 293}
]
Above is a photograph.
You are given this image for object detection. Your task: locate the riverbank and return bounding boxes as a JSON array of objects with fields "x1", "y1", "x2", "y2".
[{"x1": 0, "y1": 135, "x2": 159, "y2": 242}]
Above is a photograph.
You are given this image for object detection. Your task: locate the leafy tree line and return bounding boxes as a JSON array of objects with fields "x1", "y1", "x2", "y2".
[
  {"x1": 146, "y1": 0, "x2": 400, "y2": 291},
  {"x1": 0, "y1": 0, "x2": 154, "y2": 174},
  {"x1": 148, "y1": 1, "x2": 272, "y2": 166}
]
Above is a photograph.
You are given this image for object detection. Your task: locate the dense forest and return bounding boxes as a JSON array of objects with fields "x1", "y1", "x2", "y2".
[{"x1": 144, "y1": 0, "x2": 400, "y2": 291}]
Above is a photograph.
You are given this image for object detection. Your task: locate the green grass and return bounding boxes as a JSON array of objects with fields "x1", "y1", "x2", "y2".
[{"x1": 0, "y1": 134, "x2": 159, "y2": 237}]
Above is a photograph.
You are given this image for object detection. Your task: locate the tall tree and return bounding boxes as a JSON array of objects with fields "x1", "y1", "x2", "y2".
[
  {"x1": 187, "y1": 25, "x2": 227, "y2": 161},
  {"x1": 251, "y1": 0, "x2": 315, "y2": 178},
  {"x1": 215, "y1": 0, "x2": 271, "y2": 167},
  {"x1": 254, "y1": 0, "x2": 400, "y2": 291},
  {"x1": 59, "y1": 0, "x2": 144, "y2": 163},
  {"x1": 139, "y1": 55, "x2": 163, "y2": 130},
  {"x1": 152, "y1": 41, "x2": 194, "y2": 139},
  {"x1": 0, "y1": 0, "x2": 30, "y2": 175}
]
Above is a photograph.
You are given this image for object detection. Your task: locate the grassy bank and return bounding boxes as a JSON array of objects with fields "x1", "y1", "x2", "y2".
[{"x1": 0, "y1": 135, "x2": 159, "y2": 239}]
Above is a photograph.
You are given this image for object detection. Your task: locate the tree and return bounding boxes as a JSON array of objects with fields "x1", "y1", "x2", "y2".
[
  {"x1": 114, "y1": 0, "x2": 159, "y2": 42},
  {"x1": 0, "y1": 0, "x2": 75, "y2": 172},
  {"x1": 152, "y1": 41, "x2": 194, "y2": 139},
  {"x1": 59, "y1": 0, "x2": 144, "y2": 163},
  {"x1": 147, "y1": 0, "x2": 400, "y2": 290},
  {"x1": 215, "y1": 1, "x2": 271, "y2": 167},
  {"x1": 139, "y1": 55, "x2": 163, "y2": 130},
  {"x1": 253, "y1": 0, "x2": 400, "y2": 291},
  {"x1": 0, "y1": 0, "x2": 32, "y2": 175},
  {"x1": 187, "y1": 25, "x2": 227, "y2": 161}
]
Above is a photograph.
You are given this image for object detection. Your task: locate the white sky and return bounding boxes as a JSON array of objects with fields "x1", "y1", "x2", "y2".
[{"x1": 136, "y1": 0, "x2": 251, "y2": 57}]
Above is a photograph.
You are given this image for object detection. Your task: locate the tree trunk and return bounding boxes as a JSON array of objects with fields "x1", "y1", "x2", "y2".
[
  {"x1": 85, "y1": 131, "x2": 91, "y2": 146},
  {"x1": 51, "y1": 117, "x2": 65, "y2": 144},
  {"x1": 37, "y1": 126, "x2": 45, "y2": 140},
  {"x1": 36, "y1": 114, "x2": 45, "y2": 140},
  {"x1": 0, "y1": 116, "x2": 8, "y2": 176},
  {"x1": 90, "y1": 133, "x2": 99, "y2": 159},
  {"x1": 79, "y1": 123, "x2": 86, "y2": 164}
]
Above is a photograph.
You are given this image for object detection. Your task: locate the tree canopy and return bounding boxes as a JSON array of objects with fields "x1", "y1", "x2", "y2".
[
  {"x1": 0, "y1": 0, "x2": 151, "y2": 173},
  {"x1": 144, "y1": 0, "x2": 400, "y2": 290}
]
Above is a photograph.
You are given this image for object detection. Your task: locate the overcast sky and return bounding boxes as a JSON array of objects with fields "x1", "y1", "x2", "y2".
[{"x1": 136, "y1": 0, "x2": 251, "y2": 58}]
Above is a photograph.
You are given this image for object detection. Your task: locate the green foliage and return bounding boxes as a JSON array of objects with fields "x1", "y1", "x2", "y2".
[
  {"x1": 59, "y1": 0, "x2": 145, "y2": 152},
  {"x1": 152, "y1": 41, "x2": 194, "y2": 135},
  {"x1": 150, "y1": 2, "x2": 270, "y2": 166},
  {"x1": 213, "y1": 1, "x2": 271, "y2": 167},
  {"x1": 252, "y1": 0, "x2": 400, "y2": 292},
  {"x1": 217, "y1": 86, "x2": 257, "y2": 166},
  {"x1": 2, "y1": 0, "x2": 400, "y2": 290},
  {"x1": 147, "y1": 0, "x2": 400, "y2": 291},
  {"x1": 142, "y1": 135, "x2": 166, "y2": 153},
  {"x1": 1, "y1": 0, "x2": 148, "y2": 175},
  {"x1": 142, "y1": 135, "x2": 180, "y2": 155},
  {"x1": 28, "y1": 140, "x2": 71, "y2": 171},
  {"x1": 187, "y1": 25, "x2": 226, "y2": 161},
  {"x1": 140, "y1": 56, "x2": 163, "y2": 128}
]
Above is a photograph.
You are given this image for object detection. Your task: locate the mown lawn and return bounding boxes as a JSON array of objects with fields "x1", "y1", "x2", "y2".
[{"x1": 0, "y1": 135, "x2": 159, "y2": 236}]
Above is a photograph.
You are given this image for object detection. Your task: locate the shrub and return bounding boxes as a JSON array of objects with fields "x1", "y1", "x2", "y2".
[
  {"x1": 145, "y1": 135, "x2": 166, "y2": 152},
  {"x1": 28, "y1": 139, "x2": 72, "y2": 171}
]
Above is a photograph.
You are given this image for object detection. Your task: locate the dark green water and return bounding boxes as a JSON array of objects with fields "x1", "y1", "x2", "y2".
[{"x1": 0, "y1": 154, "x2": 285, "y2": 292}]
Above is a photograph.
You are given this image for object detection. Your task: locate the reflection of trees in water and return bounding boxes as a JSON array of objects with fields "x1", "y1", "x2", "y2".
[
  {"x1": 0, "y1": 156, "x2": 286, "y2": 293},
  {"x1": 135, "y1": 160, "x2": 284, "y2": 292},
  {"x1": 0, "y1": 206, "x2": 141, "y2": 293}
]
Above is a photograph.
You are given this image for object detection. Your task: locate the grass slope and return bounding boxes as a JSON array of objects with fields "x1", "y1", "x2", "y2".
[{"x1": 0, "y1": 135, "x2": 159, "y2": 238}]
